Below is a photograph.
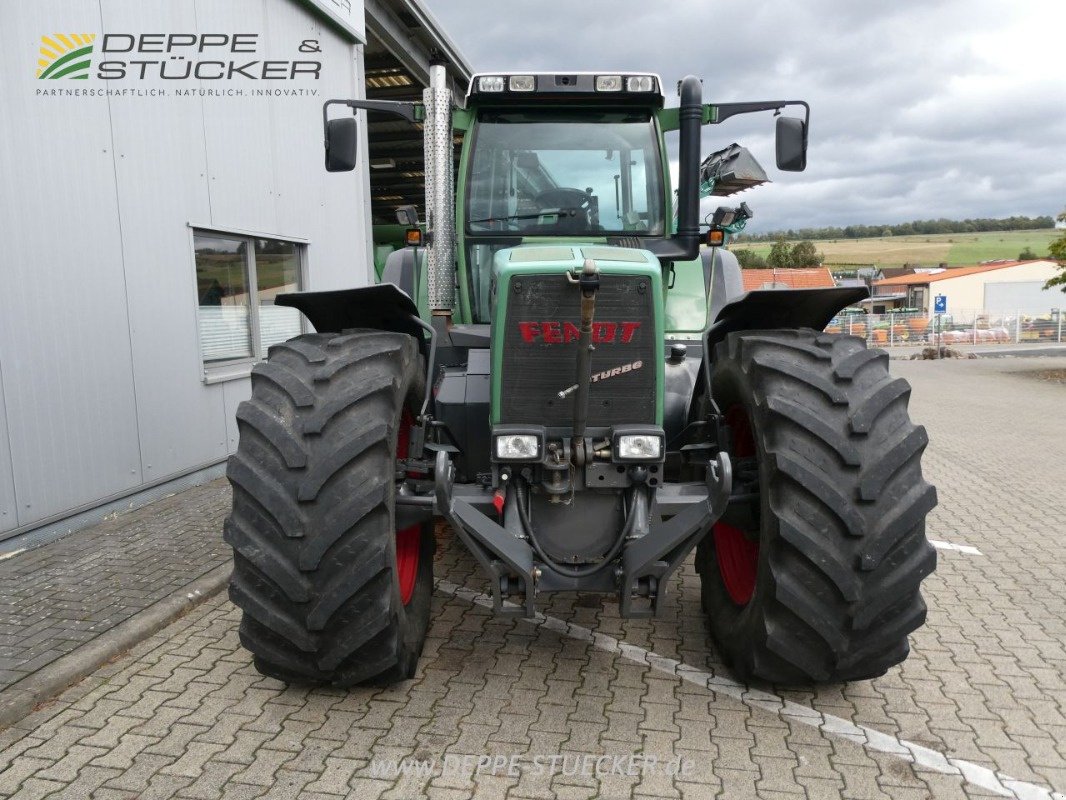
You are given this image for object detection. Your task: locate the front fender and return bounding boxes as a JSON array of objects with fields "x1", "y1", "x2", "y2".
[
  {"x1": 275, "y1": 284, "x2": 423, "y2": 340},
  {"x1": 705, "y1": 286, "x2": 868, "y2": 352},
  {"x1": 701, "y1": 286, "x2": 868, "y2": 396}
]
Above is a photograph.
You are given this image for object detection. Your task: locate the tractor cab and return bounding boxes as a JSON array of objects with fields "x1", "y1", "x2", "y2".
[{"x1": 460, "y1": 73, "x2": 669, "y2": 323}]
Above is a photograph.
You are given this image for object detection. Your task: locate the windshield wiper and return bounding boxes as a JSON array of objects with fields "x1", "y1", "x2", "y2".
[{"x1": 468, "y1": 208, "x2": 578, "y2": 226}]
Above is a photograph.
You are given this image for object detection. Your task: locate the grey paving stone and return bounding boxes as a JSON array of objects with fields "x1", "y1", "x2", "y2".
[
  {"x1": 0, "y1": 356, "x2": 1064, "y2": 800},
  {"x1": 0, "y1": 480, "x2": 230, "y2": 692}
]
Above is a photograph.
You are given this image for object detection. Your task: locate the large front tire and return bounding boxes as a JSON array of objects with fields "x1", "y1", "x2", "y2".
[
  {"x1": 224, "y1": 330, "x2": 433, "y2": 686},
  {"x1": 696, "y1": 329, "x2": 937, "y2": 683}
]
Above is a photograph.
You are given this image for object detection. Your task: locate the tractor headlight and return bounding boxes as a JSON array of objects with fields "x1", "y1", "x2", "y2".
[
  {"x1": 613, "y1": 430, "x2": 664, "y2": 461},
  {"x1": 508, "y1": 75, "x2": 535, "y2": 92},
  {"x1": 595, "y1": 75, "x2": 623, "y2": 92},
  {"x1": 495, "y1": 434, "x2": 541, "y2": 461}
]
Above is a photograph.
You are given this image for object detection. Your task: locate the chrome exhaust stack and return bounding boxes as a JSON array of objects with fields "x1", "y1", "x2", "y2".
[{"x1": 423, "y1": 62, "x2": 456, "y2": 319}]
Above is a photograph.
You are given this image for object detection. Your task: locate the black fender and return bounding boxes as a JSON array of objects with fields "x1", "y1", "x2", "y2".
[
  {"x1": 702, "y1": 248, "x2": 746, "y2": 328},
  {"x1": 275, "y1": 283, "x2": 423, "y2": 341},
  {"x1": 701, "y1": 285, "x2": 869, "y2": 389}
]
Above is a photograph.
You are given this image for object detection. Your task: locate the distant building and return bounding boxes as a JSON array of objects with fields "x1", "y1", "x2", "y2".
[
  {"x1": 872, "y1": 260, "x2": 1061, "y2": 314},
  {"x1": 741, "y1": 268, "x2": 836, "y2": 291}
]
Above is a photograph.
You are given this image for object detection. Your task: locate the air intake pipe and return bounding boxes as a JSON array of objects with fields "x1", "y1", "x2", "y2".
[
  {"x1": 645, "y1": 75, "x2": 703, "y2": 262},
  {"x1": 674, "y1": 75, "x2": 703, "y2": 260}
]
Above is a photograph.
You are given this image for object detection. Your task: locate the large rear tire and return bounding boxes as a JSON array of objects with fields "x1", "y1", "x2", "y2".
[
  {"x1": 224, "y1": 330, "x2": 433, "y2": 686},
  {"x1": 696, "y1": 329, "x2": 937, "y2": 683}
]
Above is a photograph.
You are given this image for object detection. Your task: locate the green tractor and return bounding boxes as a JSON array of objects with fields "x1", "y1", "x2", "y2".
[{"x1": 223, "y1": 67, "x2": 937, "y2": 686}]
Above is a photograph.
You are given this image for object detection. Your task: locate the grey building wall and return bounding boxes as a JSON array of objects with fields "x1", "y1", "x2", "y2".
[{"x1": 0, "y1": 0, "x2": 374, "y2": 536}]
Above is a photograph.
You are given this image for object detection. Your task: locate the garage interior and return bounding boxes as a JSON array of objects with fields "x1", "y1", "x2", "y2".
[{"x1": 365, "y1": 0, "x2": 470, "y2": 226}]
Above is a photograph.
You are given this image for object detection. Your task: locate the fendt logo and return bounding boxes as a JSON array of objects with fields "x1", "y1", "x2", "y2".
[
  {"x1": 37, "y1": 34, "x2": 97, "y2": 80},
  {"x1": 518, "y1": 321, "x2": 642, "y2": 345}
]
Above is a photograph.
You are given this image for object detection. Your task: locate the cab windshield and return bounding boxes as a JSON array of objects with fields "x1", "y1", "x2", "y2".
[{"x1": 465, "y1": 110, "x2": 665, "y2": 237}]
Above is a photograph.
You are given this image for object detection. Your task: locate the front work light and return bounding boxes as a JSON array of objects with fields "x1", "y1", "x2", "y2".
[
  {"x1": 509, "y1": 75, "x2": 535, "y2": 92},
  {"x1": 616, "y1": 434, "x2": 663, "y2": 461},
  {"x1": 595, "y1": 75, "x2": 623, "y2": 92},
  {"x1": 495, "y1": 434, "x2": 540, "y2": 460},
  {"x1": 478, "y1": 76, "x2": 505, "y2": 92},
  {"x1": 626, "y1": 75, "x2": 655, "y2": 92}
]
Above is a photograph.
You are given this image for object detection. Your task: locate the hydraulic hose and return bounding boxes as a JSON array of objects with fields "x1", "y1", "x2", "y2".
[{"x1": 514, "y1": 477, "x2": 637, "y2": 578}]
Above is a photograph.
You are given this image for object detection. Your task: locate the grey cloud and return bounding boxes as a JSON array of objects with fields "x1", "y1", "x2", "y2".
[{"x1": 426, "y1": 0, "x2": 1065, "y2": 231}]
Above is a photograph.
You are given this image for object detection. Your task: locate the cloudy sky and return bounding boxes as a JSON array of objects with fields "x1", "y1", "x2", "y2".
[{"x1": 426, "y1": 0, "x2": 1065, "y2": 234}]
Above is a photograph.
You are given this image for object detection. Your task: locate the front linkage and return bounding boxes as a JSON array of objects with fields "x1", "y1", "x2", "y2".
[{"x1": 434, "y1": 445, "x2": 732, "y2": 618}]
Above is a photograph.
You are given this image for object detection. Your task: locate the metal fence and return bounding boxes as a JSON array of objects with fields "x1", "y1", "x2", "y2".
[{"x1": 825, "y1": 309, "x2": 1065, "y2": 347}]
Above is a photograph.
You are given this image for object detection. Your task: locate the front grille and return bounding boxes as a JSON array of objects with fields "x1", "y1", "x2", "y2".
[{"x1": 499, "y1": 272, "x2": 656, "y2": 426}]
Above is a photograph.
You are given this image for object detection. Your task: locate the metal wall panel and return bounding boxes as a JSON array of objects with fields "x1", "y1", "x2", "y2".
[
  {"x1": 193, "y1": 0, "x2": 373, "y2": 291},
  {"x1": 261, "y1": 5, "x2": 375, "y2": 291},
  {"x1": 0, "y1": 2, "x2": 144, "y2": 528},
  {"x1": 223, "y1": 381, "x2": 247, "y2": 455},
  {"x1": 100, "y1": 0, "x2": 231, "y2": 482},
  {"x1": 196, "y1": 0, "x2": 282, "y2": 233},
  {"x1": 1, "y1": 0, "x2": 372, "y2": 533},
  {"x1": 0, "y1": 368, "x2": 18, "y2": 534}
]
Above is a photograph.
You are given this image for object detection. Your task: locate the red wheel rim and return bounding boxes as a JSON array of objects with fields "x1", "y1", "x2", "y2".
[
  {"x1": 395, "y1": 409, "x2": 420, "y2": 606},
  {"x1": 714, "y1": 405, "x2": 759, "y2": 606}
]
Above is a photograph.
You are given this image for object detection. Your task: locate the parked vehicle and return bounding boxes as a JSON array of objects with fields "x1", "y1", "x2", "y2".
[{"x1": 223, "y1": 68, "x2": 937, "y2": 686}]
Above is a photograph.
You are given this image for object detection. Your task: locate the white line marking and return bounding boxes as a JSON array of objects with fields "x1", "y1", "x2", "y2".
[
  {"x1": 436, "y1": 580, "x2": 1064, "y2": 800},
  {"x1": 930, "y1": 539, "x2": 983, "y2": 555},
  {"x1": 0, "y1": 548, "x2": 26, "y2": 562}
]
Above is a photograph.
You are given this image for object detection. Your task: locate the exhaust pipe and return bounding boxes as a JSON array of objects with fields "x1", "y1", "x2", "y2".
[{"x1": 423, "y1": 62, "x2": 456, "y2": 317}]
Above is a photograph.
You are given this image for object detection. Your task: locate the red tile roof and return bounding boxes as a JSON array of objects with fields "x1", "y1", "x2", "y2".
[
  {"x1": 874, "y1": 260, "x2": 1044, "y2": 287},
  {"x1": 741, "y1": 268, "x2": 836, "y2": 291}
]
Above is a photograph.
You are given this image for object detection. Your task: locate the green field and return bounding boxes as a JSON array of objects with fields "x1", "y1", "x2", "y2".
[{"x1": 737, "y1": 229, "x2": 1060, "y2": 267}]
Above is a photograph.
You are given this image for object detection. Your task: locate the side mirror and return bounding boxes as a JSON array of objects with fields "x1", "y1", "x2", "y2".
[
  {"x1": 325, "y1": 117, "x2": 358, "y2": 172},
  {"x1": 395, "y1": 205, "x2": 419, "y2": 226},
  {"x1": 775, "y1": 116, "x2": 807, "y2": 172}
]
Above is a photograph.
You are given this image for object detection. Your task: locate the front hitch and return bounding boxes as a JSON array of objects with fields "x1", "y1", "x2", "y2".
[{"x1": 433, "y1": 450, "x2": 733, "y2": 618}]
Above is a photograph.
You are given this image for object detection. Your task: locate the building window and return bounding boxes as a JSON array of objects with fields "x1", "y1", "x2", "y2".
[{"x1": 194, "y1": 231, "x2": 305, "y2": 371}]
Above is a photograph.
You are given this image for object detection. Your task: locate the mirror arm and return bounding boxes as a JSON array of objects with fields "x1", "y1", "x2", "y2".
[
  {"x1": 710, "y1": 100, "x2": 809, "y2": 126},
  {"x1": 707, "y1": 100, "x2": 810, "y2": 161},
  {"x1": 321, "y1": 97, "x2": 424, "y2": 136}
]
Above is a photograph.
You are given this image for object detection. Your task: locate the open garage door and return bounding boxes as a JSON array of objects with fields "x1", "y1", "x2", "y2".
[{"x1": 363, "y1": 0, "x2": 471, "y2": 275}]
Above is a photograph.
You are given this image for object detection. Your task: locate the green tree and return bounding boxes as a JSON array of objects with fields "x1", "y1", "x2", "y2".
[
  {"x1": 732, "y1": 247, "x2": 767, "y2": 268},
  {"x1": 767, "y1": 238, "x2": 793, "y2": 269},
  {"x1": 1018, "y1": 246, "x2": 1037, "y2": 260},
  {"x1": 791, "y1": 240, "x2": 822, "y2": 267},
  {"x1": 1045, "y1": 211, "x2": 1066, "y2": 292}
]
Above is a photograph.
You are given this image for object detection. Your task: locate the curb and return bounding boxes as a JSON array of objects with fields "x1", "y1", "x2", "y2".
[{"x1": 0, "y1": 563, "x2": 231, "y2": 730}]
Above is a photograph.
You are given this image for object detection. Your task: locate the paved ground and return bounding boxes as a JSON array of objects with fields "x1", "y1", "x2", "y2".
[
  {"x1": 1, "y1": 356, "x2": 1065, "y2": 799},
  {"x1": 886, "y1": 342, "x2": 1066, "y2": 359},
  {"x1": 0, "y1": 483, "x2": 230, "y2": 692}
]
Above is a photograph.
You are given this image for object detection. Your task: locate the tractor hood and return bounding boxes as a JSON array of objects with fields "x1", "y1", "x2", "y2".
[
  {"x1": 491, "y1": 243, "x2": 659, "y2": 275},
  {"x1": 489, "y1": 243, "x2": 666, "y2": 427}
]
